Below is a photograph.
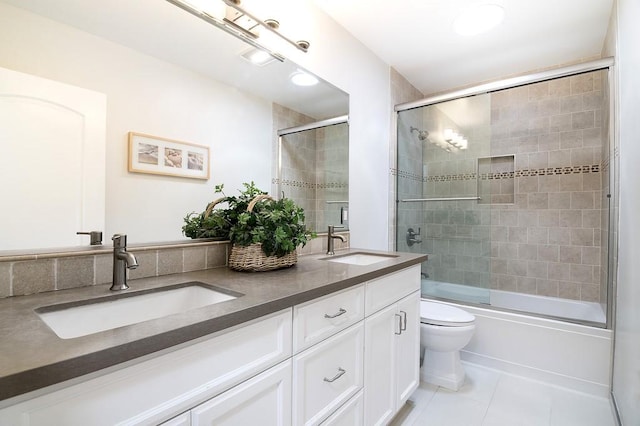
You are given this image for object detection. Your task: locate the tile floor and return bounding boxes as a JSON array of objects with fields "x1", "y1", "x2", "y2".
[{"x1": 390, "y1": 363, "x2": 617, "y2": 426}]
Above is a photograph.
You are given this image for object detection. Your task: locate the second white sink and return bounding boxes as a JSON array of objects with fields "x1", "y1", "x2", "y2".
[
  {"x1": 37, "y1": 283, "x2": 240, "y2": 339},
  {"x1": 324, "y1": 252, "x2": 397, "y2": 266}
]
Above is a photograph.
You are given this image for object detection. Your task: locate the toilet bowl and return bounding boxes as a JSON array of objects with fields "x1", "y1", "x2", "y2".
[{"x1": 420, "y1": 301, "x2": 476, "y2": 391}]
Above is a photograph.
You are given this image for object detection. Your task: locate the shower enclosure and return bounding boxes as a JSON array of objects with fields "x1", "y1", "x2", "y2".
[
  {"x1": 396, "y1": 59, "x2": 615, "y2": 328},
  {"x1": 276, "y1": 115, "x2": 349, "y2": 233}
]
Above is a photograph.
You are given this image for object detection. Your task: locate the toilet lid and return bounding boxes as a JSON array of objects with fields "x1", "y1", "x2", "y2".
[{"x1": 420, "y1": 301, "x2": 475, "y2": 326}]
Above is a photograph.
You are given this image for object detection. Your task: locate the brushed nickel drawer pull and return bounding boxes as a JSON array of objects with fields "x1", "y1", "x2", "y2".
[
  {"x1": 395, "y1": 314, "x2": 402, "y2": 335},
  {"x1": 324, "y1": 367, "x2": 346, "y2": 383},
  {"x1": 400, "y1": 310, "x2": 408, "y2": 331},
  {"x1": 324, "y1": 308, "x2": 347, "y2": 319}
]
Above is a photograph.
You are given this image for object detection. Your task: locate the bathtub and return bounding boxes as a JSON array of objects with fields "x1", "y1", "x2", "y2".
[
  {"x1": 422, "y1": 279, "x2": 606, "y2": 325},
  {"x1": 421, "y1": 279, "x2": 613, "y2": 396}
]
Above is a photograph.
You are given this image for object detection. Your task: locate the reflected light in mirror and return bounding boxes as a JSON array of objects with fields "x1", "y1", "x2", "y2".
[{"x1": 290, "y1": 71, "x2": 319, "y2": 86}]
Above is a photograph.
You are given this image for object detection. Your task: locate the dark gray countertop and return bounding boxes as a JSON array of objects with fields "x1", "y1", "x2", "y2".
[{"x1": 0, "y1": 249, "x2": 426, "y2": 402}]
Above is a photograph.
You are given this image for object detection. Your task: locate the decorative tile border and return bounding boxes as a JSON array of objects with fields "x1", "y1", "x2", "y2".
[
  {"x1": 393, "y1": 164, "x2": 601, "y2": 183},
  {"x1": 272, "y1": 178, "x2": 348, "y2": 190}
]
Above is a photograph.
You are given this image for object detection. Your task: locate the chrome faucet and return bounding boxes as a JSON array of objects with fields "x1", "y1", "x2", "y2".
[
  {"x1": 111, "y1": 234, "x2": 138, "y2": 291},
  {"x1": 327, "y1": 225, "x2": 347, "y2": 255}
]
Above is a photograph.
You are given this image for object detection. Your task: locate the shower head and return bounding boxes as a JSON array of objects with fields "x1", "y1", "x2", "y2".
[{"x1": 410, "y1": 126, "x2": 430, "y2": 141}]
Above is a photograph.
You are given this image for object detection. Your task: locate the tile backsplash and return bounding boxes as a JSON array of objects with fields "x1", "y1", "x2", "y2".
[{"x1": 0, "y1": 235, "x2": 347, "y2": 298}]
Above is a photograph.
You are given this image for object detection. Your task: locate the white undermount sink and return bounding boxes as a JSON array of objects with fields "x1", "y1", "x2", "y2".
[
  {"x1": 36, "y1": 283, "x2": 240, "y2": 339},
  {"x1": 324, "y1": 252, "x2": 398, "y2": 266}
]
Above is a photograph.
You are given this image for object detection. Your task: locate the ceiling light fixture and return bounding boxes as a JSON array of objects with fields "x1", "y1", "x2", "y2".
[
  {"x1": 166, "y1": 0, "x2": 310, "y2": 63},
  {"x1": 453, "y1": 4, "x2": 504, "y2": 36}
]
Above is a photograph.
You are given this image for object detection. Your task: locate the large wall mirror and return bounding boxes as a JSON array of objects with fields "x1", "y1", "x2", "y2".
[{"x1": 0, "y1": 0, "x2": 348, "y2": 252}]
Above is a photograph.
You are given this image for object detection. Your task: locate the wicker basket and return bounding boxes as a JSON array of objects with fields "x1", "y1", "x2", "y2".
[
  {"x1": 228, "y1": 194, "x2": 298, "y2": 272},
  {"x1": 229, "y1": 243, "x2": 297, "y2": 272}
]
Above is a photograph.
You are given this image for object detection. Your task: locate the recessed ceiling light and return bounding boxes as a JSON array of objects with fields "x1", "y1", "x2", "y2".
[
  {"x1": 453, "y1": 4, "x2": 505, "y2": 36},
  {"x1": 290, "y1": 71, "x2": 318, "y2": 86}
]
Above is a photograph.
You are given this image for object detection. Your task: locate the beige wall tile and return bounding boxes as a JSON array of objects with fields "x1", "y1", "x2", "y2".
[
  {"x1": 571, "y1": 192, "x2": 594, "y2": 209},
  {"x1": 559, "y1": 246, "x2": 582, "y2": 263},
  {"x1": 517, "y1": 276, "x2": 537, "y2": 294},
  {"x1": 538, "y1": 210, "x2": 559, "y2": 226},
  {"x1": 580, "y1": 284, "x2": 600, "y2": 302},
  {"x1": 129, "y1": 250, "x2": 158, "y2": 279},
  {"x1": 559, "y1": 281, "x2": 580, "y2": 300},
  {"x1": 158, "y1": 249, "x2": 183, "y2": 275},
  {"x1": 57, "y1": 256, "x2": 94, "y2": 290},
  {"x1": 548, "y1": 227, "x2": 571, "y2": 245},
  {"x1": 537, "y1": 279, "x2": 559, "y2": 297},
  {"x1": 549, "y1": 192, "x2": 571, "y2": 209},
  {"x1": 183, "y1": 247, "x2": 206, "y2": 272},
  {"x1": 538, "y1": 245, "x2": 559, "y2": 262},
  {"x1": 518, "y1": 244, "x2": 538, "y2": 260},
  {"x1": 549, "y1": 263, "x2": 572, "y2": 281},
  {"x1": 571, "y1": 228, "x2": 594, "y2": 246},
  {"x1": 207, "y1": 244, "x2": 228, "y2": 268},
  {"x1": 571, "y1": 264, "x2": 594, "y2": 283},
  {"x1": 0, "y1": 263, "x2": 10, "y2": 298},
  {"x1": 95, "y1": 254, "x2": 112, "y2": 285},
  {"x1": 559, "y1": 210, "x2": 582, "y2": 227},
  {"x1": 13, "y1": 259, "x2": 55, "y2": 296}
]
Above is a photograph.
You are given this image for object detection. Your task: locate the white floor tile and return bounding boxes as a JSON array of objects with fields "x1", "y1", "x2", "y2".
[
  {"x1": 412, "y1": 390, "x2": 488, "y2": 426},
  {"x1": 485, "y1": 374, "x2": 552, "y2": 425},
  {"x1": 391, "y1": 382, "x2": 438, "y2": 426},
  {"x1": 549, "y1": 388, "x2": 616, "y2": 426},
  {"x1": 396, "y1": 363, "x2": 617, "y2": 426}
]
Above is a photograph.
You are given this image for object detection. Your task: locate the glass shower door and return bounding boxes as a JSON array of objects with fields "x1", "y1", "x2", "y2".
[{"x1": 396, "y1": 94, "x2": 493, "y2": 305}]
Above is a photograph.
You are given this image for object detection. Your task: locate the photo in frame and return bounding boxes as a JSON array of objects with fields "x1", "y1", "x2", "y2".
[{"x1": 128, "y1": 132, "x2": 210, "y2": 180}]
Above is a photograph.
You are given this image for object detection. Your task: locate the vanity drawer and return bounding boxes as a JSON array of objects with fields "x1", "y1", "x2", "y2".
[
  {"x1": 320, "y1": 390, "x2": 363, "y2": 426},
  {"x1": 365, "y1": 265, "x2": 420, "y2": 316},
  {"x1": 293, "y1": 322, "x2": 364, "y2": 426},
  {"x1": 293, "y1": 284, "x2": 364, "y2": 352}
]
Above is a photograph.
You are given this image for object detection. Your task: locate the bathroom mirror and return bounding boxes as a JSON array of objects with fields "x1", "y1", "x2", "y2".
[{"x1": 0, "y1": 0, "x2": 348, "y2": 252}]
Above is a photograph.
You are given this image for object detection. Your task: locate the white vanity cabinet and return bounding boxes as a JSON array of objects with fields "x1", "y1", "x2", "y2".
[
  {"x1": 363, "y1": 266, "x2": 421, "y2": 426},
  {"x1": 0, "y1": 263, "x2": 422, "y2": 426},
  {"x1": 0, "y1": 309, "x2": 293, "y2": 426}
]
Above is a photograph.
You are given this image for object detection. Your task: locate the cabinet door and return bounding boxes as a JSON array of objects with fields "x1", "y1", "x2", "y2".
[
  {"x1": 395, "y1": 291, "x2": 420, "y2": 407},
  {"x1": 363, "y1": 304, "x2": 398, "y2": 426},
  {"x1": 191, "y1": 360, "x2": 291, "y2": 426}
]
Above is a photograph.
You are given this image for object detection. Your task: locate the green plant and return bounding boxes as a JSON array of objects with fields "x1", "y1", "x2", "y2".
[
  {"x1": 182, "y1": 182, "x2": 265, "y2": 239},
  {"x1": 182, "y1": 182, "x2": 315, "y2": 257}
]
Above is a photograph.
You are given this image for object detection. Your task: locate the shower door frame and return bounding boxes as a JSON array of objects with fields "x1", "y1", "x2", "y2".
[{"x1": 394, "y1": 57, "x2": 617, "y2": 329}]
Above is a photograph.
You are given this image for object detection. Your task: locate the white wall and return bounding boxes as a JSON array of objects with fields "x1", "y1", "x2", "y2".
[
  {"x1": 612, "y1": 0, "x2": 640, "y2": 423},
  {"x1": 0, "y1": 3, "x2": 272, "y2": 244}
]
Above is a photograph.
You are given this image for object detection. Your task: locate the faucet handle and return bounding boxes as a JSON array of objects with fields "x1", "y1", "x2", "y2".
[
  {"x1": 77, "y1": 231, "x2": 102, "y2": 245},
  {"x1": 328, "y1": 225, "x2": 344, "y2": 233},
  {"x1": 112, "y1": 233, "x2": 127, "y2": 248}
]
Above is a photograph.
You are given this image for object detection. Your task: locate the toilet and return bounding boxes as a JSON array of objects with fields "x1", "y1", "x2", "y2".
[{"x1": 420, "y1": 301, "x2": 476, "y2": 391}]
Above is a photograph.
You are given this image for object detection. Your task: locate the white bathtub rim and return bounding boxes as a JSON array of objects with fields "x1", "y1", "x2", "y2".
[
  {"x1": 431, "y1": 298, "x2": 612, "y2": 338},
  {"x1": 422, "y1": 279, "x2": 607, "y2": 328}
]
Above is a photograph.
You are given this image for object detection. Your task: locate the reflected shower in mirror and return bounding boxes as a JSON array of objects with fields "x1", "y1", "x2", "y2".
[{"x1": 275, "y1": 109, "x2": 349, "y2": 233}]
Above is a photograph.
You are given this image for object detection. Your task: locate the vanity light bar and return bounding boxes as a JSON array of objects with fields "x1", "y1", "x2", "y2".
[
  {"x1": 166, "y1": 0, "x2": 286, "y2": 62},
  {"x1": 221, "y1": 0, "x2": 310, "y2": 53}
]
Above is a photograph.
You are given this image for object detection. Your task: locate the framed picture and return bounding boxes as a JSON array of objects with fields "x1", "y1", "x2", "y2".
[{"x1": 128, "y1": 132, "x2": 210, "y2": 180}]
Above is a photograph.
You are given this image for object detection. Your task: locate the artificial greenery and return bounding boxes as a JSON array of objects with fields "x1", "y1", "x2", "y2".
[{"x1": 182, "y1": 182, "x2": 315, "y2": 257}]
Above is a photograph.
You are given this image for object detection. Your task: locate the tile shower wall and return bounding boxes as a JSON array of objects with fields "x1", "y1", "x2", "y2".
[
  {"x1": 398, "y1": 70, "x2": 607, "y2": 303},
  {"x1": 487, "y1": 71, "x2": 606, "y2": 302}
]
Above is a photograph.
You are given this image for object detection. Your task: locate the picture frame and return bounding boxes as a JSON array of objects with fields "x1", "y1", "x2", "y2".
[{"x1": 128, "y1": 132, "x2": 210, "y2": 180}]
